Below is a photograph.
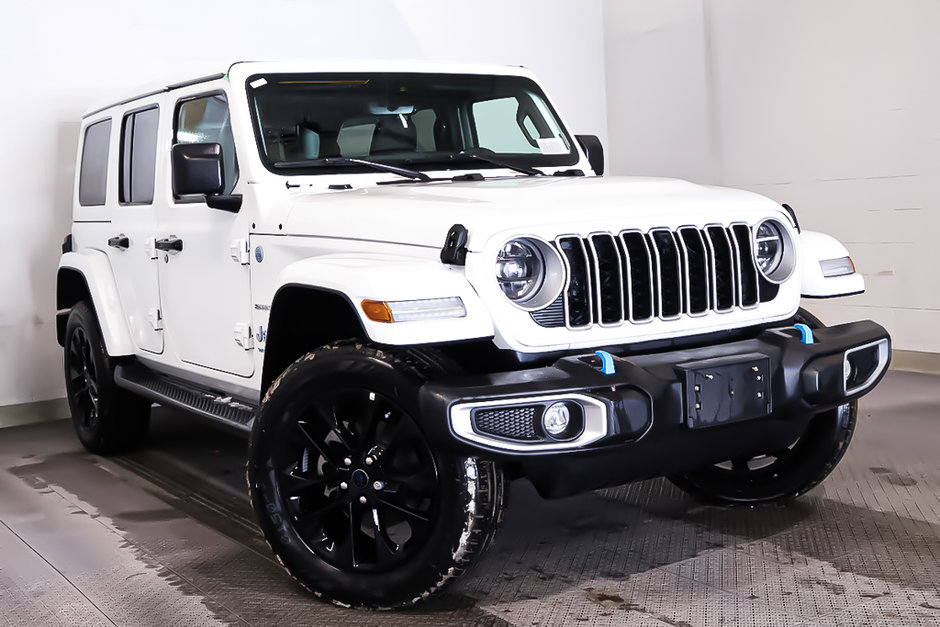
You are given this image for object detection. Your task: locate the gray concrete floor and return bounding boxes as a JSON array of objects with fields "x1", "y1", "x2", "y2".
[{"x1": 0, "y1": 371, "x2": 938, "y2": 626}]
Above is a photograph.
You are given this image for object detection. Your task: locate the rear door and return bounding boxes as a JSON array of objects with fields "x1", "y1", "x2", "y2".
[{"x1": 105, "y1": 105, "x2": 164, "y2": 354}]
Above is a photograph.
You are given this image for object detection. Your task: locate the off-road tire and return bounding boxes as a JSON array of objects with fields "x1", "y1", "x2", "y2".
[
  {"x1": 668, "y1": 308, "x2": 856, "y2": 505},
  {"x1": 63, "y1": 301, "x2": 151, "y2": 454},
  {"x1": 248, "y1": 341, "x2": 504, "y2": 608}
]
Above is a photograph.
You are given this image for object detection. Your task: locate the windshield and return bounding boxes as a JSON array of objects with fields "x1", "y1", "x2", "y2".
[{"x1": 246, "y1": 72, "x2": 578, "y2": 175}]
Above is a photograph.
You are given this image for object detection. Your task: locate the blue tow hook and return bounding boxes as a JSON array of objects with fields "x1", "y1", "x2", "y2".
[
  {"x1": 594, "y1": 350, "x2": 616, "y2": 375},
  {"x1": 794, "y1": 323, "x2": 815, "y2": 345}
]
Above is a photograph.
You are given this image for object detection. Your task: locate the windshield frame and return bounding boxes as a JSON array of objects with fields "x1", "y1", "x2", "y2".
[{"x1": 245, "y1": 71, "x2": 580, "y2": 177}]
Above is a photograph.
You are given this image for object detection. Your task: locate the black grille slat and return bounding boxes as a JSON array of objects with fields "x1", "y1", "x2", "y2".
[
  {"x1": 650, "y1": 230, "x2": 682, "y2": 319},
  {"x1": 590, "y1": 234, "x2": 624, "y2": 325},
  {"x1": 706, "y1": 226, "x2": 736, "y2": 311},
  {"x1": 621, "y1": 231, "x2": 654, "y2": 321},
  {"x1": 731, "y1": 223, "x2": 759, "y2": 308},
  {"x1": 473, "y1": 406, "x2": 539, "y2": 441},
  {"x1": 559, "y1": 237, "x2": 593, "y2": 328},
  {"x1": 679, "y1": 227, "x2": 710, "y2": 315},
  {"x1": 531, "y1": 224, "x2": 778, "y2": 329}
]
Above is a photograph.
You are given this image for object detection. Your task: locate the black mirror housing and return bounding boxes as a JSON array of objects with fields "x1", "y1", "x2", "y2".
[
  {"x1": 172, "y1": 143, "x2": 225, "y2": 196},
  {"x1": 575, "y1": 135, "x2": 605, "y2": 176}
]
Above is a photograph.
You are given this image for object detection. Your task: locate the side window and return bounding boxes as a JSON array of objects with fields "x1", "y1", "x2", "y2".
[
  {"x1": 472, "y1": 94, "x2": 570, "y2": 156},
  {"x1": 472, "y1": 97, "x2": 540, "y2": 154},
  {"x1": 78, "y1": 119, "x2": 112, "y2": 206},
  {"x1": 120, "y1": 107, "x2": 159, "y2": 204},
  {"x1": 175, "y1": 94, "x2": 238, "y2": 196}
]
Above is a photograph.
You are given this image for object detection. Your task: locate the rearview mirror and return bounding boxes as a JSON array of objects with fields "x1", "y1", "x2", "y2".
[
  {"x1": 172, "y1": 143, "x2": 225, "y2": 196},
  {"x1": 575, "y1": 135, "x2": 605, "y2": 176}
]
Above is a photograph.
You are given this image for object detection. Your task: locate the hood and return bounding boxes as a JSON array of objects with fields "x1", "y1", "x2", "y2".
[{"x1": 281, "y1": 175, "x2": 781, "y2": 251}]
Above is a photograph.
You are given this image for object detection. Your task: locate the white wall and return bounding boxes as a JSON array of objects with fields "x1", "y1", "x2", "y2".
[
  {"x1": 0, "y1": 0, "x2": 607, "y2": 407},
  {"x1": 604, "y1": 0, "x2": 940, "y2": 354},
  {"x1": 603, "y1": 0, "x2": 716, "y2": 182}
]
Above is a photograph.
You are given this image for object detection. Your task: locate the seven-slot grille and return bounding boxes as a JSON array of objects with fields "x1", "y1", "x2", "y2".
[{"x1": 532, "y1": 224, "x2": 777, "y2": 329}]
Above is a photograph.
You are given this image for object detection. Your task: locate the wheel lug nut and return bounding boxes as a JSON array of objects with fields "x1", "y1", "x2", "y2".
[
  {"x1": 373, "y1": 481, "x2": 385, "y2": 490},
  {"x1": 359, "y1": 496, "x2": 367, "y2": 504},
  {"x1": 343, "y1": 457, "x2": 352, "y2": 466},
  {"x1": 339, "y1": 482, "x2": 348, "y2": 490}
]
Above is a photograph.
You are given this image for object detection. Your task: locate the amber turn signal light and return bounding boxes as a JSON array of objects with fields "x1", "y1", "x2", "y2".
[{"x1": 361, "y1": 300, "x2": 394, "y2": 323}]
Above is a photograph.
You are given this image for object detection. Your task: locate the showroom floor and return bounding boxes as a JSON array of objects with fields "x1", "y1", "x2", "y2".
[{"x1": 0, "y1": 371, "x2": 938, "y2": 626}]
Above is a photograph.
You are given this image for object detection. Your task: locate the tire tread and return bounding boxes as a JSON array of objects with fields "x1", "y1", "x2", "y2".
[{"x1": 251, "y1": 340, "x2": 504, "y2": 609}]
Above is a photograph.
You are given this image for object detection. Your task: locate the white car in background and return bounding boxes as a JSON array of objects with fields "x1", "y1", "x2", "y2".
[{"x1": 57, "y1": 60, "x2": 890, "y2": 608}]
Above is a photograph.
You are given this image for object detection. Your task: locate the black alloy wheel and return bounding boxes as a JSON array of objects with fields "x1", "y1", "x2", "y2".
[
  {"x1": 276, "y1": 387, "x2": 441, "y2": 573},
  {"x1": 669, "y1": 308, "x2": 857, "y2": 505},
  {"x1": 68, "y1": 325, "x2": 101, "y2": 432},
  {"x1": 249, "y1": 342, "x2": 504, "y2": 608},
  {"x1": 63, "y1": 301, "x2": 151, "y2": 454}
]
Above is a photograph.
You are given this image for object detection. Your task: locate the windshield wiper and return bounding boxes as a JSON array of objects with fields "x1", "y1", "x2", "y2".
[
  {"x1": 272, "y1": 157, "x2": 431, "y2": 182},
  {"x1": 446, "y1": 151, "x2": 545, "y2": 177}
]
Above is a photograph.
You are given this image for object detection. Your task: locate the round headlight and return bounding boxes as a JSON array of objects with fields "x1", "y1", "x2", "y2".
[
  {"x1": 496, "y1": 239, "x2": 544, "y2": 302},
  {"x1": 754, "y1": 221, "x2": 784, "y2": 275},
  {"x1": 752, "y1": 219, "x2": 795, "y2": 283}
]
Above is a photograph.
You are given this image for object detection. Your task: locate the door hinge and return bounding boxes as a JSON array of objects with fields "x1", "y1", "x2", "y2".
[
  {"x1": 230, "y1": 239, "x2": 250, "y2": 265},
  {"x1": 148, "y1": 308, "x2": 163, "y2": 331},
  {"x1": 145, "y1": 237, "x2": 158, "y2": 260},
  {"x1": 234, "y1": 323, "x2": 254, "y2": 350}
]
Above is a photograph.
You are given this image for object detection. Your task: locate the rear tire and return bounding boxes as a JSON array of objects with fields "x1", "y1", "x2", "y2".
[
  {"x1": 248, "y1": 342, "x2": 504, "y2": 608},
  {"x1": 63, "y1": 301, "x2": 151, "y2": 454},
  {"x1": 669, "y1": 308, "x2": 856, "y2": 505}
]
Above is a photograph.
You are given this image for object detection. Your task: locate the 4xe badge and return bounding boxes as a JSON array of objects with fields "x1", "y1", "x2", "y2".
[{"x1": 255, "y1": 246, "x2": 264, "y2": 263}]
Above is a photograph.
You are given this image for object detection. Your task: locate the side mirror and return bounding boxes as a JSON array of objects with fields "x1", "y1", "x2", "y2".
[
  {"x1": 575, "y1": 135, "x2": 605, "y2": 176},
  {"x1": 172, "y1": 143, "x2": 225, "y2": 196}
]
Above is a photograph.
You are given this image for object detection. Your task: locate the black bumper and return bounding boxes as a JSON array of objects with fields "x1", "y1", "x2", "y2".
[{"x1": 418, "y1": 320, "x2": 891, "y2": 498}]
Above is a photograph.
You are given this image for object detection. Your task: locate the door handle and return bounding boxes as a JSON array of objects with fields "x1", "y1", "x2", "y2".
[
  {"x1": 108, "y1": 234, "x2": 129, "y2": 250},
  {"x1": 154, "y1": 236, "x2": 183, "y2": 253}
]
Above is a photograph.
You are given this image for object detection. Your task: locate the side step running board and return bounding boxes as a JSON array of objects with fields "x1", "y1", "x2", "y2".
[{"x1": 114, "y1": 361, "x2": 257, "y2": 433}]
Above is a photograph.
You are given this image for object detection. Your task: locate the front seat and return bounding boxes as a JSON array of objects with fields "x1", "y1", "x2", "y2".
[{"x1": 370, "y1": 116, "x2": 417, "y2": 154}]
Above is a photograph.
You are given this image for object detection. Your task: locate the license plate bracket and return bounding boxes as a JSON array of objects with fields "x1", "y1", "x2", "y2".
[{"x1": 677, "y1": 353, "x2": 772, "y2": 429}]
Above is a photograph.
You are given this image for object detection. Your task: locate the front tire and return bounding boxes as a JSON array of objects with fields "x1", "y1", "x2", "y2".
[
  {"x1": 669, "y1": 308, "x2": 856, "y2": 505},
  {"x1": 248, "y1": 342, "x2": 504, "y2": 608},
  {"x1": 63, "y1": 301, "x2": 151, "y2": 454}
]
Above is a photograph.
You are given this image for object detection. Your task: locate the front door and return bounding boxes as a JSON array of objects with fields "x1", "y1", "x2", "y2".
[{"x1": 155, "y1": 91, "x2": 254, "y2": 377}]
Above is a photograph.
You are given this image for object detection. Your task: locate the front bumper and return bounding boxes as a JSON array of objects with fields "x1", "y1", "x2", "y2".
[{"x1": 418, "y1": 320, "x2": 891, "y2": 498}]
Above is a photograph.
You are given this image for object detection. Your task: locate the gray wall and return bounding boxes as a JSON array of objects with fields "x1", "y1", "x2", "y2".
[
  {"x1": 0, "y1": 0, "x2": 607, "y2": 407},
  {"x1": 604, "y1": 0, "x2": 939, "y2": 354}
]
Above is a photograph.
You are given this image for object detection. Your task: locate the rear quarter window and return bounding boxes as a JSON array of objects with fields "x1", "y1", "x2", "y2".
[{"x1": 78, "y1": 119, "x2": 112, "y2": 206}]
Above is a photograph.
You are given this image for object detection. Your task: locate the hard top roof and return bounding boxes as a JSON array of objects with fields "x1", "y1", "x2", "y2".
[{"x1": 82, "y1": 59, "x2": 534, "y2": 119}]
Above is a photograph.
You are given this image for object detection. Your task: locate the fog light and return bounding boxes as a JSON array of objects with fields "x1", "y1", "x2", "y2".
[{"x1": 542, "y1": 402, "x2": 570, "y2": 437}]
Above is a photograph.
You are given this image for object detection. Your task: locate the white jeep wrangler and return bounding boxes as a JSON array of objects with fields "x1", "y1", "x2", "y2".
[{"x1": 57, "y1": 60, "x2": 891, "y2": 608}]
